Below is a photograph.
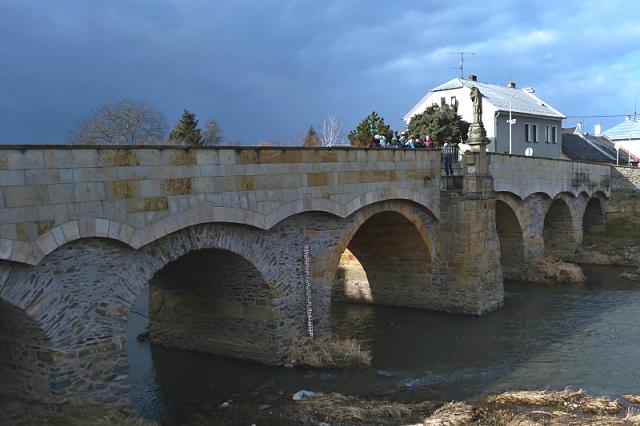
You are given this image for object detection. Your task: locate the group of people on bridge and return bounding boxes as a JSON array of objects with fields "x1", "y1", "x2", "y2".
[
  {"x1": 368, "y1": 131, "x2": 437, "y2": 149},
  {"x1": 367, "y1": 131, "x2": 459, "y2": 176}
]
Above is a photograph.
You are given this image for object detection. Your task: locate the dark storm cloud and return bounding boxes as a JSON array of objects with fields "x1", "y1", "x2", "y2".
[{"x1": 1, "y1": 0, "x2": 638, "y2": 144}]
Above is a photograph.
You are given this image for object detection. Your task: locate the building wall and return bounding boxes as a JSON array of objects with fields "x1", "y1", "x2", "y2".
[
  {"x1": 494, "y1": 113, "x2": 563, "y2": 157},
  {"x1": 405, "y1": 88, "x2": 563, "y2": 158}
]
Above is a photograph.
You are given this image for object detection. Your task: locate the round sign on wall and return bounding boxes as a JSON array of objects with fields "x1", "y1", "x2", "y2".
[{"x1": 525, "y1": 147, "x2": 533, "y2": 157}]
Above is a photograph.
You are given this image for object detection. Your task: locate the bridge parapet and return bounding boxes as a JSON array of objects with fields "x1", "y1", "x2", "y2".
[
  {"x1": 0, "y1": 146, "x2": 440, "y2": 264},
  {"x1": 489, "y1": 153, "x2": 611, "y2": 199}
]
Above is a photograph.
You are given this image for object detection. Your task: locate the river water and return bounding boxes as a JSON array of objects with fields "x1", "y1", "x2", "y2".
[{"x1": 127, "y1": 265, "x2": 640, "y2": 423}]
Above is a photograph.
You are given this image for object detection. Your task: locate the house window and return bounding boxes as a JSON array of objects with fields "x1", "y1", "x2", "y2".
[
  {"x1": 544, "y1": 125, "x2": 550, "y2": 143},
  {"x1": 532, "y1": 124, "x2": 538, "y2": 143},
  {"x1": 440, "y1": 97, "x2": 446, "y2": 107},
  {"x1": 552, "y1": 126, "x2": 557, "y2": 143},
  {"x1": 525, "y1": 123, "x2": 531, "y2": 143},
  {"x1": 450, "y1": 96, "x2": 457, "y2": 106}
]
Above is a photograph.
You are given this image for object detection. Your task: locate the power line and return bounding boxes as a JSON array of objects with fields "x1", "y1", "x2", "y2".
[{"x1": 565, "y1": 113, "x2": 635, "y2": 119}]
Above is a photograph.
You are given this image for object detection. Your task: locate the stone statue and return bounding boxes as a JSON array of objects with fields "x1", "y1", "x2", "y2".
[
  {"x1": 470, "y1": 86, "x2": 482, "y2": 125},
  {"x1": 466, "y1": 86, "x2": 489, "y2": 156}
]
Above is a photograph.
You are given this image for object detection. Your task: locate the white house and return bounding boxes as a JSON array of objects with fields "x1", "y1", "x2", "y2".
[
  {"x1": 403, "y1": 75, "x2": 566, "y2": 158},
  {"x1": 602, "y1": 116, "x2": 640, "y2": 160}
]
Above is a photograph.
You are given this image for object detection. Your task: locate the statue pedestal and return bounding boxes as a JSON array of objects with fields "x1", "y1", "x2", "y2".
[{"x1": 465, "y1": 122, "x2": 490, "y2": 175}]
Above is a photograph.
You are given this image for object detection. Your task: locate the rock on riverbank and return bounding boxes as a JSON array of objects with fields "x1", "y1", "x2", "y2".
[{"x1": 510, "y1": 257, "x2": 586, "y2": 284}]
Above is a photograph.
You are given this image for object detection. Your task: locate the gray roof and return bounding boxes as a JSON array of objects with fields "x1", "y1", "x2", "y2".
[
  {"x1": 562, "y1": 134, "x2": 614, "y2": 163},
  {"x1": 562, "y1": 133, "x2": 629, "y2": 163},
  {"x1": 429, "y1": 78, "x2": 565, "y2": 118},
  {"x1": 602, "y1": 119, "x2": 640, "y2": 140}
]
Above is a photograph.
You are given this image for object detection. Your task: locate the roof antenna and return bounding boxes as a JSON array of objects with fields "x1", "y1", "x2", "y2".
[
  {"x1": 634, "y1": 96, "x2": 638, "y2": 120},
  {"x1": 448, "y1": 52, "x2": 475, "y2": 78}
]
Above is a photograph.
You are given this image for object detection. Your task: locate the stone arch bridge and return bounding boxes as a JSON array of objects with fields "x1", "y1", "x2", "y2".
[{"x1": 0, "y1": 146, "x2": 609, "y2": 404}]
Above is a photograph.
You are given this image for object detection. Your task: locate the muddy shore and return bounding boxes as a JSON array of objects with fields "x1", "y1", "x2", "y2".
[{"x1": 4, "y1": 388, "x2": 640, "y2": 425}]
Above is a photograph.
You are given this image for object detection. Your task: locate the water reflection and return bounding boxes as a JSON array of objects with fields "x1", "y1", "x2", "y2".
[{"x1": 128, "y1": 265, "x2": 640, "y2": 422}]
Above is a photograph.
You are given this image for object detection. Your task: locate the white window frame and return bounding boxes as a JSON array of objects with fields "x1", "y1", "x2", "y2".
[
  {"x1": 544, "y1": 125, "x2": 550, "y2": 143},
  {"x1": 525, "y1": 123, "x2": 532, "y2": 143},
  {"x1": 450, "y1": 96, "x2": 457, "y2": 106},
  {"x1": 532, "y1": 124, "x2": 538, "y2": 143}
]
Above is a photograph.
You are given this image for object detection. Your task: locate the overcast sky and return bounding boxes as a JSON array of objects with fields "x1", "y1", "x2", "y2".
[{"x1": 1, "y1": 0, "x2": 639, "y2": 145}]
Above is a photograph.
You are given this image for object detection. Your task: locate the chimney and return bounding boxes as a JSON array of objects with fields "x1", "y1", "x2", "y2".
[
  {"x1": 468, "y1": 74, "x2": 477, "y2": 81},
  {"x1": 594, "y1": 123, "x2": 602, "y2": 136},
  {"x1": 507, "y1": 82, "x2": 516, "y2": 88}
]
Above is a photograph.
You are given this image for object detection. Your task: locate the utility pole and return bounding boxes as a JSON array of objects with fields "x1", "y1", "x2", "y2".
[{"x1": 448, "y1": 52, "x2": 475, "y2": 78}]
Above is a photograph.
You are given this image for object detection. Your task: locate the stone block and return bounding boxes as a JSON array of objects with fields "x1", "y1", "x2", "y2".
[
  {"x1": 282, "y1": 150, "x2": 304, "y2": 163},
  {"x1": 62, "y1": 221, "x2": 81, "y2": 241},
  {"x1": 196, "y1": 150, "x2": 219, "y2": 165},
  {"x1": 95, "y1": 218, "x2": 109, "y2": 236},
  {"x1": 72, "y1": 167, "x2": 118, "y2": 183},
  {"x1": 4, "y1": 186, "x2": 48, "y2": 207},
  {"x1": 7, "y1": 150, "x2": 44, "y2": 169},
  {"x1": 218, "y1": 150, "x2": 236, "y2": 165},
  {"x1": 0, "y1": 170, "x2": 26, "y2": 186},
  {"x1": 0, "y1": 238, "x2": 12, "y2": 259},
  {"x1": 134, "y1": 149, "x2": 165, "y2": 166},
  {"x1": 48, "y1": 184, "x2": 76, "y2": 204},
  {"x1": 238, "y1": 149, "x2": 259, "y2": 164},
  {"x1": 72, "y1": 150, "x2": 100, "y2": 167},
  {"x1": 25, "y1": 169, "x2": 59, "y2": 185},
  {"x1": 104, "y1": 180, "x2": 140, "y2": 200},
  {"x1": 102, "y1": 150, "x2": 140, "y2": 167},
  {"x1": 258, "y1": 150, "x2": 282, "y2": 164},
  {"x1": 74, "y1": 182, "x2": 105, "y2": 202},
  {"x1": 59, "y1": 169, "x2": 74, "y2": 183},
  {"x1": 169, "y1": 150, "x2": 197, "y2": 166},
  {"x1": 162, "y1": 178, "x2": 192, "y2": 196},
  {"x1": 0, "y1": 152, "x2": 7, "y2": 170}
]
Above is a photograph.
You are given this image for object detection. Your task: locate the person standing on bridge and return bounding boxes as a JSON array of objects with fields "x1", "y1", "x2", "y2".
[{"x1": 442, "y1": 142, "x2": 454, "y2": 175}]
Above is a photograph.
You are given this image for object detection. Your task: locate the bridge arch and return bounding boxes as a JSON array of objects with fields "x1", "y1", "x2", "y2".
[
  {"x1": 0, "y1": 297, "x2": 53, "y2": 401},
  {"x1": 543, "y1": 195, "x2": 578, "y2": 258},
  {"x1": 582, "y1": 196, "x2": 606, "y2": 235},
  {"x1": 330, "y1": 200, "x2": 437, "y2": 309},
  {"x1": 495, "y1": 199, "x2": 525, "y2": 277}
]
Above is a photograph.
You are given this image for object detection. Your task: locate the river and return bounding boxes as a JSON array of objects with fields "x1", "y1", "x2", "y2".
[{"x1": 127, "y1": 265, "x2": 640, "y2": 424}]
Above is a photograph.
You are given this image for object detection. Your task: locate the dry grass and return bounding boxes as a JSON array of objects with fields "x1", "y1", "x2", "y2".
[
  {"x1": 421, "y1": 402, "x2": 477, "y2": 426},
  {"x1": 623, "y1": 395, "x2": 640, "y2": 404},
  {"x1": 620, "y1": 272, "x2": 640, "y2": 282},
  {"x1": 574, "y1": 248, "x2": 625, "y2": 266},
  {"x1": 295, "y1": 392, "x2": 434, "y2": 423},
  {"x1": 287, "y1": 336, "x2": 372, "y2": 369},
  {"x1": 515, "y1": 258, "x2": 586, "y2": 284},
  {"x1": 488, "y1": 389, "x2": 623, "y2": 416}
]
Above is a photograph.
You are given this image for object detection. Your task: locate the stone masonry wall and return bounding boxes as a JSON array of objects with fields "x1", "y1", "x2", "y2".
[
  {"x1": 0, "y1": 298, "x2": 53, "y2": 401},
  {"x1": 607, "y1": 166, "x2": 640, "y2": 224},
  {"x1": 333, "y1": 211, "x2": 434, "y2": 308},
  {"x1": 148, "y1": 249, "x2": 278, "y2": 362},
  {"x1": 490, "y1": 153, "x2": 610, "y2": 199},
  {"x1": 0, "y1": 146, "x2": 441, "y2": 264}
]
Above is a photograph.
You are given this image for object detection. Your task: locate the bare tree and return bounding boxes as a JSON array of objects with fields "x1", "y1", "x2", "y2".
[
  {"x1": 71, "y1": 100, "x2": 167, "y2": 145},
  {"x1": 202, "y1": 119, "x2": 223, "y2": 146},
  {"x1": 320, "y1": 114, "x2": 344, "y2": 147}
]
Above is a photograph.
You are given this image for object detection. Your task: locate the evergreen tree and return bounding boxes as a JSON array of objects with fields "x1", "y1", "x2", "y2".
[
  {"x1": 302, "y1": 126, "x2": 322, "y2": 147},
  {"x1": 407, "y1": 104, "x2": 470, "y2": 146},
  {"x1": 347, "y1": 111, "x2": 392, "y2": 147},
  {"x1": 168, "y1": 110, "x2": 203, "y2": 145}
]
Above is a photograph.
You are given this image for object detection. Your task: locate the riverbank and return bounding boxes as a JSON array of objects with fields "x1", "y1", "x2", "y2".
[
  {"x1": 0, "y1": 397, "x2": 155, "y2": 426},
  {"x1": 14, "y1": 388, "x2": 637, "y2": 425}
]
